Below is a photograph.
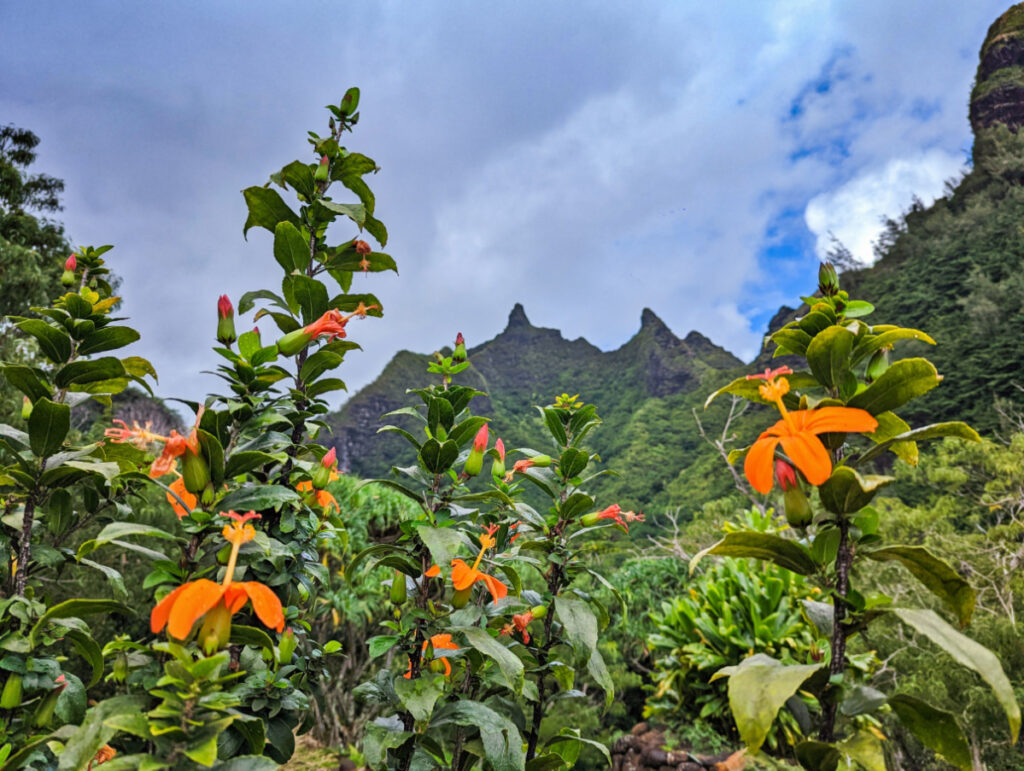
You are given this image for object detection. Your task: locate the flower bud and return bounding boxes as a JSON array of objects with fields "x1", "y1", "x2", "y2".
[
  {"x1": 315, "y1": 154, "x2": 329, "y2": 182},
  {"x1": 818, "y1": 262, "x2": 839, "y2": 296},
  {"x1": 276, "y1": 328, "x2": 312, "y2": 357},
  {"x1": 529, "y1": 454, "x2": 552, "y2": 468},
  {"x1": 60, "y1": 269, "x2": 76, "y2": 286},
  {"x1": 491, "y1": 438, "x2": 506, "y2": 480},
  {"x1": 112, "y1": 652, "x2": 128, "y2": 682},
  {"x1": 182, "y1": 447, "x2": 211, "y2": 494},
  {"x1": 216, "y1": 295, "x2": 236, "y2": 346},
  {"x1": 865, "y1": 347, "x2": 890, "y2": 383},
  {"x1": 453, "y1": 332, "x2": 467, "y2": 363},
  {"x1": 313, "y1": 447, "x2": 338, "y2": 489},
  {"x1": 530, "y1": 605, "x2": 548, "y2": 620},
  {"x1": 0, "y1": 673, "x2": 23, "y2": 708},
  {"x1": 277, "y1": 627, "x2": 297, "y2": 664},
  {"x1": 784, "y1": 487, "x2": 813, "y2": 528},
  {"x1": 775, "y1": 459, "x2": 798, "y2": 492},
  {"x1": 200, "y1": 482, "x2": 215, "y2": 507},
  {"x1": 429, "y1": 659, "x2": 448, "y2": 674},
  {"x1": 463, "y1": 424, "x2": 488, "y2": 477},
  {"x1": 451, "y1": 587, "x2": 472, "y2": 608},
  {"x1": 198, "y1": 602, "x2": 232, "y2": 655},
  {"x1": 21, "y1": 396, "x2": 32, "y2": 421},
  {"x1": 65, "y1": 254, "x2": 77, "y2": 271},
  {"x1": 390, "y1": 570, "x2": 407, "y2": 605},
  {"x1": 32, "y1": 687, "x2": 61, "y2": 727}
]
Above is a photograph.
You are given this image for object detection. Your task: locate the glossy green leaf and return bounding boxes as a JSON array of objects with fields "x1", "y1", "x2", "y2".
[
  {"x1": 555, "y1": 596, "x2": 598, "y2": 667},
  {"x1": 846, "y1": 358, "x2": 942, "y2": 415},
  {"x1": 419, "y1": 438, "x2": 459, "y2": 474},
  {"x1": 817, "y1": 466, "x2": 893, "y2": 515},
  {"x1": 284, "y1": 274, "x2": 328, "y2": 324},
  {"x1": 65, "y1": 629, "x2": 104, "y2": 687},
  {"x1": 435, "y1": 701, "x2": 525, "y2": 771},
  {"x1": 794, "y1": 740, "x2": 840, "y2": 771},
  {"x1": 15, "y1": 319, "x2": 71, "y2": 362},
  {"x1": 864, "y1": 411, "x2": 917, "y2": 465},
  {"x1": 58, "y1": 695, "x2": 147, "y2": 771},
  {"x1": 866, "y1": 546, "x2": 975, "y2": 626},
  {"x1": 850, "y1": 327, "x2": 935, "y2": 366},
  {"x1": 230, "y1": 624, "x2": 276, "y2": 653},
  {"x1": 889, "y1": 694, "x2": 971, "y2": 771},
  {"x1": 417, "y1": 524, "x2": 468, "y2": 571},
  {"x1": 3, "y1": 364, "x2": 53, "y2": 402},
  {"x1": 690, "y1": 531, "x2": 816, "y2": 575},
  {"x1": 242, "y1": 186, "x2": 301, "y2": 236},
  {"x1": 857, "y1": 421, "x2": 980, "y2": 465},
  {"x1": 218, "y1": 483, "x2": 299, "y2": 512},
  {"x1": 29, "y1": 599, "x2": 133, "y2": 647},
  {"x1": 27, "y1": 397, "x2": 69, "y2": 457},
  {"x1": 716, "y1": 654, "x2": 822, "y2": 751},
  {"x1": 770, "y1": 327, "x2": 813, "y2": 356},
  {"x1": 394, "y1": 672, "x2": 445, "y2": 722},
  {"x1": 459, "y1": 626, "x2": 524, "y2": 693},
  {"x1": 806, "y1": 325, "x2": 855, "y2": 389},
  {"x1": 280, "y1": 159, "x2": 315, "y2": 200},
  {"x1": 318, "y1": 199, "x2": 366, "y2": 225},
  {"x1": 77, "y1": 326, "x2": 140, "y2": 356},
  {"x1": 78, "y1": 522, "x2": 182, "y2": 560},
  {"x1": 892, "y1": 607, "x2": 1020, "y2": 742},
  {"x1": 224, "y1": 450, "x2": 277, "y2": 477},
  {"x1": 587, "y1": 648, "x2": 615, "y2": 707},
  {"x1": 836, "y1": 730, "x2": 885, "y2": 771},
  {"x1": 55, "y1": 357, "x2": 125, "y2": 388}
]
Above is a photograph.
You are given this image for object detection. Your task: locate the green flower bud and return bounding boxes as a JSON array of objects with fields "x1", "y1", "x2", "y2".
[
  {"x1": 463, "y1": 424, "x2": 488, "y2": 477},
  {"x1": 784, "y1": 487, "x2": 813, "y2": 528},
  {"x1": 818, "y1": 262, "x2": 839, "y2": 296},
  {"x1": 32, "y1": 688, "x2": 61, "y2": 727},
  {"x1": 0, "y1": 673, "x2": 23, "y2": 708},
  {"x1": 182, "y1": 448, "x2": 211, "y2": 494},
  {"x1": 216, "y1": 295, "x2": 236, "y2": 346},
  {"x1": 390, "y1": 570, "x2": 407, "y2": 605},
  {"x1": 277, "y1": 627, "x2": 297, "y2": 664},
  {"x1": 315, "y1": 155, "x2": 329, "y2": 182},
  {"x1": 21, "y1": 397, "x2": 32, "y2": 421},
  {"x1": 198, "y1": 601, "x2": 232, "y2": 655},
  {"x1": 451, "y1": 587, "x2": 472, "y2": 609},
  {"x1": 530, "y1": 454, "x2": 552, "y2": 467},
  {"x1": 530, "y1": 605, "x2": 548, "y2": 620},
  {"x1": 865, "y1": 347, "x2": 890, "y2": 383},
  {"x1": 60, "y1": 269, "x2": 76, "y2": 286},
  {"x1": 276, "y1": 328, "x2": 312, "y2": 357}
]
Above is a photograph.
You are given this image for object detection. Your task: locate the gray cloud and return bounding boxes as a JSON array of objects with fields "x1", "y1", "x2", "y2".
[{"x1": 0, "y1": 0, "x2": 1007, "y2": 410}]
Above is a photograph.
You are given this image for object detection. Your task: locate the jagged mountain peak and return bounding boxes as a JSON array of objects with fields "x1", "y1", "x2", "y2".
[{"x1": 506, "y1": 302, "x2": 531, "y2": 329}]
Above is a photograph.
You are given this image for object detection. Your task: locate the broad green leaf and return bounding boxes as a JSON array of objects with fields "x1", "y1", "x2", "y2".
[
  {"x1": 837, "y1": 730, "x2": 885, "y2": 771},
  {"x1": 850, "y1": 327, "x2": 935, "y2": 366},
  {"x1": 300, "y1": 349, "x2": 343, "y2": 382},
  {"x1": 794, "y1": 740, "x2": 840, "y2": 771},
  {"x1": 284, "y1": 274, "x2": 328, "y2": 325},
  {"x1": 690, "y1": 531, "x2": 816, "y2": 575},
  {"x1": 586, "y1": 648, "x2": 615, "y2": 707},
  {"x1": 770, "y1": 327, "x2": 813, "y2": 356},
  {"x1": 58, "y1": 695, "x2": 147, "y2": 770},
  {"x1": 419, "y1": 438, "x2": 459, "y2": 474},
  {"x1": 328, "y1": 292, "x2": 384, "y2": 316},
  {"x1": 218, "y1": 483, "x2": 299, "y2": 512},
  {"x1": 857, "y1": 421, "x2": 980, "y2": 465},
  {"x1": 77, "y1": 326, "x2": 140, "y2": 355},
  {"x1": 15, "y1": 319, "x2": 71, "y2": 362},
  {"x1": 459, "y1": 626, "x2": 524, "y2": 694},
  {"x1": 224, "y1": 450, "x2": 276, "y2": 477},
  {"x1": 717, "y1": 654, "x2": 822, "y2": 751},
  {"x1": 839, "y1": 684, "x2": 887, "y2": 717},
  {"x1": 230, "y1": 624, "x2": 276, "y2": 653},
  {"x1": 864, "y1": 411, "x2": 917, "y2": 465},
  {"x1": 279, "y1": 159, "x2": 315, "y2": 199},
  {"x1": 417, "y1": 525, "x2": 469, "y2": 570},
  {"x1": 846, "y1": 358, "x2": 941, "y2": 415},
  {"x1": 318, "y1": 199, "x2": 366, "y2": 225},
  {"x1": 65, "y1": 629, "x2": 104, "y2": 687},
  {"x1": 817, "y1": 466, "x2": 893, "y2": 515},
  {"x1": 866, "y1": 546, "x2": 975, "y2": 626},
  {"x1": 435, "y1": 701, "x2": 525, "y2": 771},
  {"x1": 78, "y1": 522, "x2": 182, "y2": 560},
  {"x1": 3, "y1": 364, "x2": 53, "y2": 402},
  {"x1": 841, "y1": 299, "x2": 874, "y2": 318},
  {"x1": 888, "y1": 694, "x2": 972, "y2": 770},
  {"x1": 892, "y1": 607, "x2": 1020, "y2": 742},
  {"x1": 211, "y1": 757, "x2": 279, "y2": 771},
  {"x1": 555, "y1": 596, "x2": 598, "y2": 667},
  {"x1": 363, "y1": 717, "x2": 412, "y2": 769},
  {"x1": 368, "y1": 635, "x2": 400, "y2": 659},
  {"x1": 30, "y1": 599, "x2": 134, "y2": 646},
  {"x1": 55, "y1": 357, "x2": 125, "y2": 388},
  {"x1": 79, "y1": 558, "x2": 127, "y2": 598},
  {"x1": 242, "y1": 186, "x2": 301, "y2": 236},
  {"x1": 238, "y1": 288, "x2": 291, "y2": 315},
  {"x1": 27, "y1": 397, "x2": 69, "y2": 457},
  {"x1": 806, "y1": 325, "x2": 855, "y2": 389},
  {"x1": 394, "y1": 672, "x2": 445, "y2": 722},
  {"x1": 545, "y1": 729, "x2": 612, "y2": 765}
]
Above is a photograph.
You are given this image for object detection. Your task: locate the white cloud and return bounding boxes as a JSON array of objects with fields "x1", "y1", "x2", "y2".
[{"x1": 804, "y1": 148, "x2": 966, "y2": 265}]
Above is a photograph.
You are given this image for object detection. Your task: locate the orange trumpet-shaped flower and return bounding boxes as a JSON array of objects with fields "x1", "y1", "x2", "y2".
[
  {"x1": 151, "y1": 511, "x2": 284, "y2": 651},
  {"x1": 404, "y1": 633, "x2": 459, "y2": 678},
  {"x1": 500, "y1": 610, "x2": 535, "y2": 644},
  {"x1": 743, "y1": 371, "x2": 877, "y2": 494},
  {"x1": 296, "y1": 480, "x2": 339, "y2": 512},
  {"x1": 167, "y1": 475, "x2": 197, "y2": 519},
  {"x1": 105, "y1": 407, "x2": 205, "y2": 478},
  {"x1": 450, "y1": 525, "x2": 508, "y2": 604}
]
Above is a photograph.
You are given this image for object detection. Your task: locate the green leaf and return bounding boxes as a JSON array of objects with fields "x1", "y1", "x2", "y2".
[
  {"x1": 300, "y1": 349, "x2": 343, "y2": 382},
  {"x1": 15, "y1": 319, "x2": 71, "y2": 362},
  {"x1": 417, "y1": 525, "x2": 469, "y2": 570},
  {"x1": 540, "y1": 407, "x2": 567, "y2": 446},
  {"x1": 284, "y1": 274, "x2": 328, "y2": 325},
  {"x1": 559, "y1": 448, "x2": 588, "y2": 479},
  {"x1": 230, "y1": 624, "x2": 276, "y2": 653},
  {"x1": 857, "y1": 421, "x2": 980, "y2": 466},
  {"x1": 212, "y1": 757, "x2": 280, "y2": 771},
  {"x1": 219, "y1": 484, "x2": 299, "y2": 512},
  {"x1": 794, "y1": 741, "x2": 840, "y2": 771},
  {"x1": 242, "y1": 186, "x2": 301, "y2": 236},
  {"x1": 892, "y1": 607, "x2": 1020, "y2": 742},
  {"x1": 458, "y1": 626, "x2": 524, "y2": 694},
  {"x1": 394, "y1": 672, "x2": 445, "y2": 722},
  {"x1": 30, "y1": 599, "x2": 133, "y2": 646},
  {"x1": 65, "y1": 629, "x2": 104, "y2": 687},
  {"x1": 419, "y1": 438, "x2": 459, "y2": 474},
  {"x1": 836, "y1": 730, "x2": 885, "y2": 771},
  {"x1": 690, "y1": 532, "x2": 816, "y2": 575},
  {"x1": 435, "y1": 701, "x2": 525, "y2": 771},
  {"x1": 704, "y1": 371, "x2": 819, "y2": 408},
  {"x1": 55, "y1": 357, "x2": 126, "y2": 388},
  {"x1": 850, "y1": 327, "x2": 935, "y2": 366},
  {"x1": 78, "y1": 522, "x2": 182, "y2": 560},
  {"x1": 3, "y1": 364, "x2": 53, "y2": 402},
  {"x1": 318, "y1": 199, "x2": 366, "y2": 225},
  {"x1": 58, "y1": 695, "x2": 147, "y2": 770},
  {"x1": 586, "y1": 648, "x2": 615, "y2": 707},
  {"x1": 770, "y1": 327, "x2": 813, "y2": 356},
  {"x1": 864, "y1": 411, "x2": 917, "y2": 465},
  {"x1": 846, "y1": 358, "x2": 942, "y2": 415},
  {"x1": 238, "y1": 288, "x2": 291, "y2": 315},
  {"x1": 224, "y1": 451, "x2": 277, "y2": 477},
  {"x1": 280, "y1": 159, "x2": 315, "y2": 200},
  {"x1": 817, "y1": 466, "x2": 893, "y2": 515},
  {"x1": 839, "y1": 684, "x2": 887, "y2": 717},
  {"x1": 888, "y1": 694, "x2": 972, "y2": 771},
  {"x1": 555, "y1": 596, "x2": 598, "y2": 667},
  {"x1": 841, "y1": 300, "x2": 875, "y2": 318},
  {"x1": 866, "y1": 546, "x2": 975, "y2": 626},
  {"x1": 27, "y1": 397, "x2": 69, "y2": 457},
  {"x1": 77, "y1": 326, "x2": 140, "y2": 356},
  {"x1": 368, "y1": 635, "x2": 400, "y2": 659},
  {"x1": 806, "y1": 325, "x2": 855, "y2": 389},
  {"x1": 716, "y1": 654, "x2": 823, "y2": 752},
  {"x1": 79, "y1": 558, "x2": 127, "y2": 598},
  {"x1": 363, "y1": 718, "x2": 411, "y2": 769}
]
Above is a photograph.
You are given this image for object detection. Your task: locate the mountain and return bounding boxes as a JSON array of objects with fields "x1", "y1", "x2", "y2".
[{"x1": 326, "y1": 7, "x2": 1024, "y2": 511}]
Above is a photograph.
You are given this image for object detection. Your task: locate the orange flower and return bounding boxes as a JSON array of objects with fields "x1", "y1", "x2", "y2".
[
  {"x1": 405, "y1": 633, "x2": 459, "y2": 678},
  {"x1": 501, "y1": 610, "x2": 534, "y2": 643},
  {"x1": 743, "y1": 371, "x2": 877, "y2": 494},
  {"x1": 581, "y1": 504, "x2": 644, "y2": 533},
  {"x1": 88, "y1": 745, "x2": 117, "y2": 770},
  {"x1": 105, "y1": 407, "x2": 204, "y2": 478},
  {"x1": 167, "y1": 475, "x2": 197, "y2": 519},
  {"x1": 450, "y1": 525, "x2": 508, "y2": 604},
  {"x1": 151, "y1": 511, "x2": 284, "y2": 652},
  {"x1": 296, "y1": 480, "x2": 339, "y2": 512}
]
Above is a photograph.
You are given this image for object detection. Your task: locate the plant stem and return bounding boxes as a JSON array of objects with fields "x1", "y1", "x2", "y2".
[
  {"x1": 13, "y1": 496, "x2": 36, "y2": 596},
  {"x1": 819, "y1": 515, "x2": 852, "y2": 741}
]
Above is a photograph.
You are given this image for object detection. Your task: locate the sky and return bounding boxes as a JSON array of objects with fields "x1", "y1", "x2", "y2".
[{"x1": 0, "y1": 1, "x2": 1008, "y2": 409}]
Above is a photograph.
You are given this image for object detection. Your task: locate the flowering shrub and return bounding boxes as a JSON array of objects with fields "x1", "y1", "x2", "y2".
[{"x1": 699, "y1": 263, "x2": 1020, "y2": 768}]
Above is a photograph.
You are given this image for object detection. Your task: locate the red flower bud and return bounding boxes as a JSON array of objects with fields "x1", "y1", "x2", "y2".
[
  {"x1": 775, "y1": 459, "x2": 799, "y2": 492},
  {"x1": 320, "y1": 155, "x2": 328, "y2": 166},
  {"x1": 354, "y1": 240, "x2": 372, "y2": 255},
  {"x1": 217, "y1": 295, "x2": 233, "y2": 319},
  {"x1": 495, "y1": 438, "x2": 505, "y2": 461},
  {"x1": 65, "y1": 254, "x2": 77, "y2": 271},
  {"x1": 473, "y1": 424, "x2": 489, "y2": 453},
  {"x1": 322, "y1": 447, "x2": 337, "y2": 468},
  {"x1": 216, "y1": 295, "x2": 236, "y2": 346}
]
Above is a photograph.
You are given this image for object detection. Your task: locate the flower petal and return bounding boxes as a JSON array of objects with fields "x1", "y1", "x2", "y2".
[
  {"x1": 150, "y1": 583, "x2": 191, "y2": 633},
  {"x1": 802, "y1": 407, "x2": 878, "y2": 434},
  {"x1": 479, "y1": 573, "x2": 508, "y2": 604},
  {"x1": 223, "y1": 584, "x2": 249, "y2": 614},
  {"x1": 744, "y1": 435, "x2": 781, "y2": 494},
  {"x1": 240, "y1": 582, "x2": 285, "y2": 632},
  {"x1": 780, "y1": 432, "x2": 833, "y2": 487},
  {"x1": 167, "y1": 580, "x2": 224, "y2": 640},
  {"x1": 450, "y1": 559, "x2": 476, "y2": 591}
]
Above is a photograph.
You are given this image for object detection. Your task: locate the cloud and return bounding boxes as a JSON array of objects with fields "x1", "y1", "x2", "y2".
[{"x1": 804, "y1": 148, "x2": 967, "y2": 264}]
